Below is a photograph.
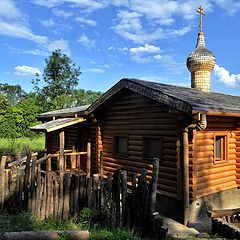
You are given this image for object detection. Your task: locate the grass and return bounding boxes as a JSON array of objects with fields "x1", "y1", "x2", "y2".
[
  {"x1": 0, "y1": 135, "x2": 45, "y2": 155},
  {"x1": 0, "y1": 211, "x2": 141, "y2": 240}
]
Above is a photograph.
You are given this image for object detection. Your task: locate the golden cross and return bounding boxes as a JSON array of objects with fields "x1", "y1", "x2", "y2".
[{"x1": 197, "y1": 5, "x2": 205, "y2": 32}]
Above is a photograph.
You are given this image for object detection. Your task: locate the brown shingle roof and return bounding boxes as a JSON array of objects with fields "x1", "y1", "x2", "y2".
[{"x1": 88, "y1": 78, "x2": 240, "y2": 114}]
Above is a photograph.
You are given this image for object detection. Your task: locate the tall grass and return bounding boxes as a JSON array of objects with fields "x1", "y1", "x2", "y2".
[{"x1": 0, "y1": 135, "x2": 45, "y2": 155}]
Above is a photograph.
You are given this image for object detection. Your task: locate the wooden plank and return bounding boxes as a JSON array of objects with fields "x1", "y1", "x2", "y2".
[
  {"x1": 86, "y1": 142, "x2": 91, "y2": 177},
  {"x1": 149, "y1": 158, "x2": 159, "y2": 215},
  {"x1": 207, "y1": 208, "x2": 240, "y2": 218},
  {"x1": 0, "y1": 156, "x2": 7, "y2": 170},
  {"x1": 73, "y1": 173, "x2": 80, "y2": 219},
  {"x1": 30, "y1": 156, "x2": 36, "y2": 214},
  {"x1": 86, "y1": 177, "x2": 92, "y2": 208},
  {"x1": 53, "y1": 178, "x2": 59, "y2": 219},
  {"x1": 121, "y1": 170, "x2": 127, "y2": 225},
  {"x1": 36, "y1": 154, "x2": 51, "y2": 164},
  {"x1": 8, "y1": 152, "x2": 38, "y2": 168},
  {"x1": 59, "y1": 131, "x2": 65, "y2": 172},
  {"x1": 63, "y1": 172, "x2": 71, "y2": 220},
  {"x1": 36, "y1": 163, "x2": 41, "y2": 218},
  {"x1": 24, "y1": 145, "x2": 31, "y2": 209},
  {"x1": 58, "y1": 171, "x2": 64, "y2": 220}
]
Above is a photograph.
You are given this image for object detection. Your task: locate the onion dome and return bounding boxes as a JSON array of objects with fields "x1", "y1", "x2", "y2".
[
  {"x1": 187, "y1": 32, "x2": 216, "y2": 73},
  {"x1": 186, "y1": 6, "x2": 216, "y2": 92}
]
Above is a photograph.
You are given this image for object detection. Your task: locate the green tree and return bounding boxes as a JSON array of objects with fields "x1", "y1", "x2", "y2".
[
  {"x1": 0, "y1": 83, "x2": 26, "y2": 105},
  {"x1": 32, "y1": 49, "x2": 81, "y2": 110},
  {"x1": 0, "y1": 97, "x2": 41, "y2": 138}
]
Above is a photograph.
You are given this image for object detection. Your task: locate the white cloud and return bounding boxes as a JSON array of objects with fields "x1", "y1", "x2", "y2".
[
  {"x1": 52, "y1": 8, "x2": 73, "y2": 18},
  {"x1": 75, "y1": 17, "x2": 96, "y2": 26},
  {"x1": 14, "y1": 65, "x2": 41, "y2": 76},
  {"x1": 0, "y1": 21, "x2": 48, "y2": 44},
  {"x1": 32, "y1": 0, "x2": 106, "y2": 12},
  {"x1": 47, "y1": 39, "x2": 71, "y2": 55},
  {"x1": 78, "y1": 34, "x2": 95, "y2": 48},
  {"x1": 31, "y1": 0, "x2": 60, "y2": 8},
  {"x1": 128, "y1": 44, "x2": 162, "y2": 63},
  {"x1": 129, "y1": 44, "x2": 161, "y2": 54},
  {"x1": 0, "y1": 0, "x2": 21, "y2": 20},
  {"x1": 40, "y1": 18, "x2": 55, "y2": 27},
  {"x1": 0, "y1": 21, "x2": 71, "y2": 55},
  {"x1": 153, "y1": 54, "x2": 162, "y2": 60},
  {"x1": 214, "y1": 65, "x2": 240, "y2": 86},
  {"x1": 212, "y1": 0, "x2": 240, "y2": 15},
  {"x1": 82, "y1": 68, "x2": 105, "y2": 73},
  {"x1": 113, "y1": 10, "x2": 191, "y2": 44}
]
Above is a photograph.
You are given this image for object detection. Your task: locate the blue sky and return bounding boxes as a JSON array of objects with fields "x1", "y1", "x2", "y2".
[{"x1": 0, "y1": 0, "x2": 240, "y2": 95}]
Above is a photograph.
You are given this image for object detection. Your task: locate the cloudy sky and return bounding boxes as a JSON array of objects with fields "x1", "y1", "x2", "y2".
[{"x1": 1, "y1": 0, "x2": 240, "y2": 95}]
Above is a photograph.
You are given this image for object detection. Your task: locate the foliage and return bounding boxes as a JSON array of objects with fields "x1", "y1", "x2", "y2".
[
  {"x1": 0, "y1": 212, "x2": 141, "y2": 240},
  {"x1": 0, "y1": 83, "x2": 26, "y2": 106},
  {"x1": 0, "y1": 97, "x2": 41, "y2": 139},
  {"x1": 0, "y1": 50, "x2": 102, "y2": 147},
  {"x1": 0, "y1": 213, "x2": 34, "y2": 232},
  {"x1": 77, "y1": 208, "x2": 98, "y2": 229},
  {"x1": 32, "y1": 49, "x2": 81, "y2": 110},
  {"x1": 35, "y1": 215, "x2": 80, "y2": 231},
  {"x1": 0, "y1": 136, "x2": 45, "y2": 155}
]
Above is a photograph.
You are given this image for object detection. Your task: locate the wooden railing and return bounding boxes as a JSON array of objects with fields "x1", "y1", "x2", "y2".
[{"x1": 7, "y1": 143, "x2": 91, "y2": 176}]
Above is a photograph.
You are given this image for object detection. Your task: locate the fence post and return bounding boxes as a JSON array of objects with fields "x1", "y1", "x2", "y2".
[
  {"x1": 99, "y1": 151, "x2": 104, "y2": 216},
  {"x1": 46, "y1": 156, "x2": 51, "y2": 174},
  {"x1": 106, "y1": 172, "x2": 113, "y2": 227},
  {"x1": 86, "y1": 142, "x2": 91, "y2": 177},
  {"x1": 30, "y1": 156, "x2": 37, "y2": 214},
  {"x1": 114, "y1": 169, "x2": 121, "y2": 227},
  {"x1": 121, "y1": 171, "x2": 127, "y2": 226},
  {"x1": 0, "y1": 156, "x2": 7, "y2": 170},
  {"x1": 149, "y1": 158, "x2": 159, "y2": 215},
  {"x1": 149, "y1": 158, "x2": 160, "y2": 238},
  {"x1": 73, "y1": 173, "x2": 80, "y2": 219},
  {"x1": 71, "y1": 146, "x2": 76, "y2": 171},
  {"x1": 63, "y1": 172, "x2": 71, "y2": 220},
  {"x1": 59, "y1": 131, "x2": 65, "y2": 172},
  {"x1": 24, "y1": 145, "x2": 31, "y2": 211},
  {"x1": 35, "y1": 163, "x2": 41, "y2": 217}
]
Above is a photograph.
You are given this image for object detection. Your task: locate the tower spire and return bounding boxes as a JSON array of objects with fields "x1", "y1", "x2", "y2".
[
  {"x1": 186, "y1": 6, "x2": 216, "y2": 93},
  {"x1": 197, "y1": 5, "x2": 205, "y2": 33}
]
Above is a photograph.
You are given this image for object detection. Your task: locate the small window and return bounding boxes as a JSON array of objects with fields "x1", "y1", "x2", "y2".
[
  {"x1": 214, "y1": 134, "x2": 228, "y2": 163},
  {"x1": 144, "y1": 137, "x2": 162, "y2": 159},
  {"x1": 114, "y1": 136, "x2": 128, "y2": 155}
]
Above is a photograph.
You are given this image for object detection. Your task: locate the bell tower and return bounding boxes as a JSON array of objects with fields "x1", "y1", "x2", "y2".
[{"x1": 187, "y1": 6, "x2": 216, "y2": 92}]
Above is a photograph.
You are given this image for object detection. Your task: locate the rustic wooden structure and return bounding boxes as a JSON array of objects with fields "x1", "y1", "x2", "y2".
[
  {"x1": 0, "y1": 154, "x2": 160, "y2": 236},
  {"x1": 33, "y1": 77, "x2": 240, "y2": 225}
]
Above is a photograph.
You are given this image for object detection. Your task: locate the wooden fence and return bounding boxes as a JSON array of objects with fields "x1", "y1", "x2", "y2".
[
  {"x1": 212, "y1": 218, "x2": 240, "y2": 239},
  {"x1": 0, "y1": 148, "x2": 163, "y2": 237}
]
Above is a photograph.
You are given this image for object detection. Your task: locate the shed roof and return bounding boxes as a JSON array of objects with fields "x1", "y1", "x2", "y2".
[
  {"x1": 30, "y1": 118, "x2": 86, "y2": 132},
  {"x1": 88, "y1": 78, "x2": 240, "y2": 115},
  {"x1": 39, "y1": 105, "x2": 89, "y2": 120}
]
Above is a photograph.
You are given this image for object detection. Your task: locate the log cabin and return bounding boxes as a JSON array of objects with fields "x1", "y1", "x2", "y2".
[{"x1": 31, "y1": 7, "x2": 240, "y2": 225}]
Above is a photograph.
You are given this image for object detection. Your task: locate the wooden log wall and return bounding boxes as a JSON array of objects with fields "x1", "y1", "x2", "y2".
[
  {"x1": 236, "y1": 131, "x2": 240, "y2": 186},
  {"x1": 192, "y1": 116, "x2": 238, "y2": 200},
  {"x1": 96, "y1": 90, "x2": 180, "y2": 199}
]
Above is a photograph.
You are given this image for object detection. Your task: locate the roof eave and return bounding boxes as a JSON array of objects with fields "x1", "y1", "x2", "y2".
[
  {"x1": 88, "y1": 78, "x2": 193, "y2": 114},
  {"x1": 192, "y1": 109, "x2": 240, "y2": 117}
]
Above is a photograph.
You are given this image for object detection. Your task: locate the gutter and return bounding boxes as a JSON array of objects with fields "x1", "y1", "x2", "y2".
[{"x1": 182, "y1": 113, "x2": 207, "y2": 226}]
